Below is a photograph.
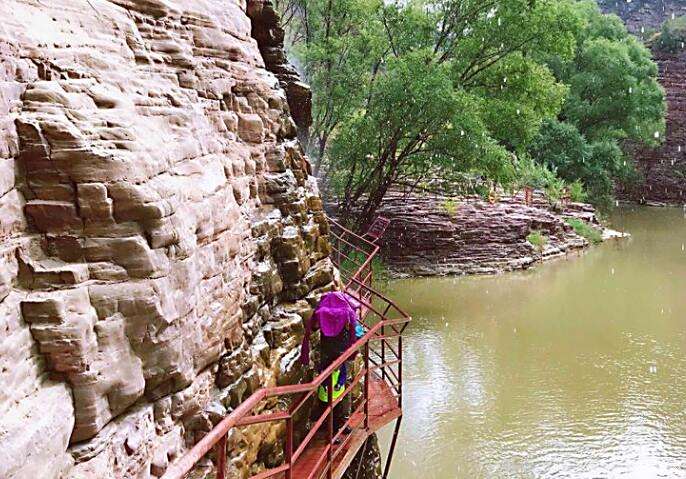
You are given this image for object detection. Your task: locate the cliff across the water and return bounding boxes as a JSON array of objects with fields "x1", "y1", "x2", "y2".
[
  {"x1": 624, "y1": 46, "x2": 686, "y2": 204},
  {"x1": 598, "y1": 0, "x2": 686, "y2": 32},
  {"x1": 599, "y1": 0, "x2": 686, "y2": 204},
  {"x1": 0, "y1": 1, "x2": 335, "y2": 477},
  {"x1": 371, "y1": 191, "x2": 621, "y2": 277}
]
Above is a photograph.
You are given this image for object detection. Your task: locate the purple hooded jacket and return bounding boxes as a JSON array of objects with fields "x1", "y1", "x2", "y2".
[{"x1": 300, "y1": 291, "x2": 360, "y2": 365}]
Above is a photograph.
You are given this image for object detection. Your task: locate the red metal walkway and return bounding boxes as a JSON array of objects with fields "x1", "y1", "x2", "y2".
[
  {"x1": 162, "y1": 218, "x2": 409, "y2": 479},
  {"x1": 290, "y1": 376, "x2": 400, "y2": 479}
]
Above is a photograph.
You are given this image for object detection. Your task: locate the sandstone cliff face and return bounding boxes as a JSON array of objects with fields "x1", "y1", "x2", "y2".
[
  {"x1": 246, "y1": 1, "x2": 312, "y2": 136},
  {"x1": 598, "y1": 0, "x2": 686, "y2": 33},
  {"x1": 600, "y1": 0, "x2": 686, "y2": 204},
  {"x1": 626, "y1": 47, "x2": 686, "y2": 204},
  {"x1": 373, "y1": 191, "x2": 599, "y2": 277},
  {"x1": 0, "y1": 1, "x2": 331, "y2": 478}
]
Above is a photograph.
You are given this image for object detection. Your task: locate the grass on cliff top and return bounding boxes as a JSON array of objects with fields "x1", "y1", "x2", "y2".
[
  {"x1": 566, "y1": 218, "x2": 602, "y2": 244},
  {"x1": 526, "y1": 231, "x2": 548, "y2": 252}
]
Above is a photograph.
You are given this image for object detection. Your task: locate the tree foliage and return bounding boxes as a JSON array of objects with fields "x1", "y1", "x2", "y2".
[
  {"x1": 279, "y1": 0, "x2": 665, "y2": 226},
  {"x1": 529, "y1": 1, "x2": 665, "y2": 209},
  {"x1": 284, "y1": 0, "x2": 580, "y2": 227}
]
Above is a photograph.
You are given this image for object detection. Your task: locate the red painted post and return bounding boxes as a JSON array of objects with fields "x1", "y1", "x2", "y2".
[
  {"x1": 398, "y1": 335, "x2": 403, "y2": 409},
  {"x1": 285, "y1": 417, "x2": 293, "y2": 479},
  {"x1": 381, "y1": 324, "x2": 386, "y2": 383},
  {"x1": 327, "y1": 377, "x2": 334, "y2": 479},
  {"x1": 215, "y1": 434, "x2": 227, "y2": 479},
  {"x1": 364, "y1": 341, "x2": 370, "y2": 430}
]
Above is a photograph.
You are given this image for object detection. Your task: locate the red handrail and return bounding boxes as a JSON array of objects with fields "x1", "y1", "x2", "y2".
[
  {"x1": 328, "y1": 219, "x2": 379, "y2": 287},
  {"x1": 162, "y1": 217, "x2": 408, "y2": 479}
]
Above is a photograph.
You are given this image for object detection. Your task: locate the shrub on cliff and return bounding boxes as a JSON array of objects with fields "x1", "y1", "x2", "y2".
[
  {"x1": 566, "y1": 218, "x2": 603, "y2": 244},
  {"x1": 527, "y1": 231, "x2": 548, "y2": 252},
  {"x1": 657, "y1": 15, "x2": 686, "y2": 53}
]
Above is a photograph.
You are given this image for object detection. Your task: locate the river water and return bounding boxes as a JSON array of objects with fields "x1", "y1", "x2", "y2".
[{"x1": 380, "y1": 206, "x2": 686, "y2": 479}]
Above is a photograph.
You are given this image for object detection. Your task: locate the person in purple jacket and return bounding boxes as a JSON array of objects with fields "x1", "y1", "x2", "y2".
[{"x1": 301, "y1": 291, "x2": 361, "y2": 437}]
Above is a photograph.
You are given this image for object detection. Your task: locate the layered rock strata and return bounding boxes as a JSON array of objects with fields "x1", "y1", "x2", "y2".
[
  {"x1": 373, "y1": 191, "x2": 613, "y2": 277},
  {"x1": 598, "y1": 0, "x2": 686, "y2": 33},
  {"x1": 0, "y1": 1, "x2": 332, "y2": 478},
  {"x1": 625, "y1": 47, "x2": 686, "y2": 204},
  {"x1": 247, "y1": 0, "x2": 312, "y2": 136}
]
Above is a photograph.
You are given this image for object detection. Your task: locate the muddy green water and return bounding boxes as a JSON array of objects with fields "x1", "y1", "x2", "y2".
[{"x1": 379, "y1": 206, "x2": 686, "y2": 479}]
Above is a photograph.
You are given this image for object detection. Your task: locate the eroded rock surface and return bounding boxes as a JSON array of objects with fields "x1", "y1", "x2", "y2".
[
  {"x1": 0, "y1": 1, "x2": 331, "y2": 477},
  {"x1": 247, "y1": 0, "x2": 312, "y2": 136},
  {"x1": 374, "y1": 191, "x2": 607, "y2": 277}
]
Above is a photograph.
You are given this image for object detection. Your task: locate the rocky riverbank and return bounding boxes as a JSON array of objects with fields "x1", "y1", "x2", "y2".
[{"x1": 374, "y1": 190, "x2": 624, "y2": 277}]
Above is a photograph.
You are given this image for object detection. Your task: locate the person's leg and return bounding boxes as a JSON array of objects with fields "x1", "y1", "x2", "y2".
[
  {"x1": 335, "y1": 393, "x2": 351, "y2": 432},
  {"x1": 311, "y1": 395, "x2": 327, "y2": 432}
]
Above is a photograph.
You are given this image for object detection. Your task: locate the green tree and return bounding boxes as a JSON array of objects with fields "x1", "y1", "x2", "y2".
[
  {"x1": 529, "y1": 119, "x2": 617, "y2": 209},
  {"x1": 530, "y1": 1, "x2": 665, "y2": 209},
  {"x1": 295, "y1": 0, "x2": 579, "y2": 228},
  {"x1": 281, "y1": 0, "x2": 665, "y2": 224},
  {"x1": 276, "y1": 0, "x2": 385, "y2": 175}
]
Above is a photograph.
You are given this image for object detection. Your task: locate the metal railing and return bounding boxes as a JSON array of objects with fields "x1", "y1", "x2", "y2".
[
  {"x1": 328, "y1": 219, "x2": 378, "y2": 303},
  {"x1": 162, "y1": 218, "x2": 409, "y2": 479}
]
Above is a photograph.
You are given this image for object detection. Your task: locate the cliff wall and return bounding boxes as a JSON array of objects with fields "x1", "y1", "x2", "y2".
[
  {"x1": 598, "y1": 0, "x2": 686, "y2": 32},
  {"x1": 625, "y1": 47, "x2": 686, "y2": 203},
  {"x1": 0, "y1": 1, "x2": 332, "y2": 477}
]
